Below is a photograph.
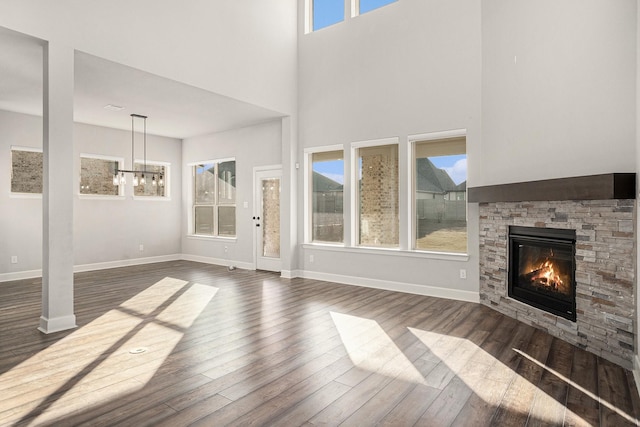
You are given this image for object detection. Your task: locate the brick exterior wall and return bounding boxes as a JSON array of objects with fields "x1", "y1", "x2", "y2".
[
  {"x1": 479, "y1": 200, "x2": 636, "y2": 368},
  {"x1": 11, "y1": 150, "x2": 43, "y2": 194},
  {"x1": 360, "y1": 147, "x2": 399, "y2": 246},
  {"x1": 80, "y1": 157, "x2": 119, "y2": 195},
  {"x1": 133, "y1": 164, "x2": 166, "y2": 197}
]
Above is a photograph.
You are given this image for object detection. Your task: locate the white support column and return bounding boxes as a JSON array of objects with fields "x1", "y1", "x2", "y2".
[
  {"x1": 280, "y1": 116, "x2": 298, "y2": 278},
  {"x1": 39, "y1": 41, "x2": 76, "y2": 334}
]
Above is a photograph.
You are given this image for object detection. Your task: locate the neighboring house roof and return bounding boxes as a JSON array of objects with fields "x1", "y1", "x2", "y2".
[
  {"x1": 455, "y1": 181, "x2": 467, "y2": 191},
  {"x1": 416, "y1": 157, "x2": 458, "y2": 193},
  {"x1": 313, "y1": 171, "x2": 343, "y2": 192}
]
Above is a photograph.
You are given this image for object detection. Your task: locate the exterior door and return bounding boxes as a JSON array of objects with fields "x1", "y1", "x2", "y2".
[{"x1": 254, "y1": 168, "x2": 281, "y2": 272}]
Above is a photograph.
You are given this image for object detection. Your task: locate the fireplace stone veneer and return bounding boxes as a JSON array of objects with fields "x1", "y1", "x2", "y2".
[{"x1": 479, "y1": 199, "x2": 635, "y2": 369}]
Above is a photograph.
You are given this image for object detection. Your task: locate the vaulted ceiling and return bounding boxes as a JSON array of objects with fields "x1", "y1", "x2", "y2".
[{"x1": 0, "y1": 27, "x2": 284, "y2": 139}]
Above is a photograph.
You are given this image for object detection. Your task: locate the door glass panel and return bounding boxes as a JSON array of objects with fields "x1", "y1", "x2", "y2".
[{"x1": 262, "y1": 178, "x2": 280, "y2": 258}]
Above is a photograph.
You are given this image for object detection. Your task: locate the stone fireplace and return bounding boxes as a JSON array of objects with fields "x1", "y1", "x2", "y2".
[{"x1": 469, "y1": 173, "x2": 636, "y2": 369}]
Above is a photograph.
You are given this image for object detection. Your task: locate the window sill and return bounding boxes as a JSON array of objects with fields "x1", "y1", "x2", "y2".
[
  {"x1": 78, "y1": 194, "x2": 125, "y2": 200},
  {"x1": 132, "y1": 196, "x2": 171, "y2": 202},
  {"x1": 187, "y1": 235, "x2": 237, "y2": 242},
  {"x1": 9, "y1": 193, "x2": 42, "y2": 199},
  {"x1": 301, "y1": 243, "x2": 469, "y2": 262}
]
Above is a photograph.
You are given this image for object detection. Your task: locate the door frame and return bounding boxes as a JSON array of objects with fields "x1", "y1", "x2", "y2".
[{"x1": 253, "y1": 165, "x2": 282, "y2": 271}]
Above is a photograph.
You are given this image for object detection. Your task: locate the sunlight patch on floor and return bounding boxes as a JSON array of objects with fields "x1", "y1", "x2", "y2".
[
  {"x1": 409, "y1": 328, "x2": 590, "y2": 425},
  {"x1": 514, "y1": 348, "x2": 638, "y2": 424},
  {"x1": 331, "y1": 312, "x2": 426, "y2": 384},
  {"x1": 0, "y1": 277, "x2": 217, "y2": 426}
]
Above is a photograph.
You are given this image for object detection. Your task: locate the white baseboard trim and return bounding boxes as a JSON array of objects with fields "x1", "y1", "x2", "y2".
[
  {"x1": 300, "y1": 270, "x2": 480, "y2": 303},
  {"x1": 38, "y1": 314, "x2": 77, "y2": 334},
  {"x1": 74, "y1": 254, "x2": 182, "y2": 273},
  {"x1": 1, "y1": 259, "x2": 479, "y2": 305},
  {"x1": 180, "y1": 254, "x2": 254, "y2": 271},
  {"x1": 0, "y1": 269, "x2": 43, "y2": 283},
  {"x1": 0, "y1": 254, "x2": 182, "y2": 283},
  {"x1": 280, "y1": 269, "x2": 302, "y2": 279}
]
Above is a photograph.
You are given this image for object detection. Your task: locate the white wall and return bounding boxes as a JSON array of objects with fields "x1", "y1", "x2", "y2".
[
  {"x1": 181, "y1": 120, "x2": 283, "y2": 268},
  {"x1": 0, "y1": 110, "x2": 182, "y2": 278},
  {"x1": 73, "y1": 122, "x2": 182, "y2": 266},
  {"x1": 296, "y1": 0, "x2": 482, "y2": 299},
  {"x1": 0, "y1": 111, "x2": 43, "y2": 274},
  {"x1": 0, "y1": 0, "x2": 297, "y2": 115},
  {"x1": 480, "y1": 0, "x2": 637, "y2": 186}
]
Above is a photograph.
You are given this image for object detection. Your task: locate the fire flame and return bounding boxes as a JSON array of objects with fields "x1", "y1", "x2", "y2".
[{"x1": 529, "y1": 260, "x2": 563, "y2": 290}]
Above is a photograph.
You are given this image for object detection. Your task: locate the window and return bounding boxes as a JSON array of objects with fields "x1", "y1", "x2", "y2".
[
  {"x1": 11, "y1": 147, "x2": 42, "y2": 194},
  {"x1": 414, "y1": 136, "x2": 467, "y2": 253},
  {"x1": 358, "y1": 0, "x2": 397, "y2": 15},
  {"x1": 79, "y1": 155, "x2": 121, "y2": 196},
  {"x1": 133, "y1": 161, "x2": 168, "y2": 197},
  {"x1": 312, "y1": 0, "x2": 344, "y2": 31},
  {"x1": 356, "y1": 142, "x2": 398, "y2": 247},
  {"x1": 310, "y1": 150, "x2": 344, "y2": 243},
  {"x1": 193, "y1": 160, "x2": 236, "y2": 237}
]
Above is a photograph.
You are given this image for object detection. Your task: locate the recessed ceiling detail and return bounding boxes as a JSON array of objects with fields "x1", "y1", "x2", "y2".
[{"x1": 0, "y1": 27, "x2": 284, "y2": 139}]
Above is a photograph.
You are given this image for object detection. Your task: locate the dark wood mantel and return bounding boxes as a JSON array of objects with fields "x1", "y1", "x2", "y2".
[{"x1": 468, "y1": 173, "x2": 636, "y2": 203}]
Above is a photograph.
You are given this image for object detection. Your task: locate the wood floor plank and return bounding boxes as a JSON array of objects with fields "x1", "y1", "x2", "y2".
[
  {"x1": 269, "y1": 380, "x2": 352, "y2": 426},
  {"x1": 0, "y1": 260, "x2": 638, "y2": 426},
  {"x1": 222, "y1": 356, "x2": 355, "y2": 426},
  {"x1": 598, "y1": 357, "x2": 639, "y2": 427},
  {"x1": 488, "y1": 327, "x2": 554, "y2": 426},
  {"x1": 527, "y1": 337, "x2": 575, "y2": 427}
]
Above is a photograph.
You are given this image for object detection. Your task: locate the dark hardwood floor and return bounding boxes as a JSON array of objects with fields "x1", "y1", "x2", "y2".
[{"x1": 1, "y1": 260, "x2": 639, "y2": 426}]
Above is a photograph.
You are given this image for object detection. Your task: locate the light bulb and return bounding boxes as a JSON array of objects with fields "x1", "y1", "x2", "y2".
[
  {"x1": 152, "y1": 175, "x2": 157, "y2": 186},
  {"x1": 140, "y1": 174, "x2": 146, "y2": 185},
  {"x1": 133, "y1": 174, "x2": 139, "y2": 187},
  {"x1": 113, "y1": 174, "x2": 119, "y2": 186},
  {"x1": 159, "y1": 175, "x2": 164, "y2": 186},
  {"x1": 120, "y1": 172, "x2": 126, "y2": 185}
]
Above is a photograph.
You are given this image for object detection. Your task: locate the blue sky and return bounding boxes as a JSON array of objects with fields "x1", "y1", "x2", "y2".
[
  {"x1": 431, "y1": 155, "x2": 467, "y2": 185},
  {"x1": 313, "y1": 154, "x2": 468, "y2": 185},
  {"x1": 313, "y1": 0, "x2": 397, "y2": 31}
]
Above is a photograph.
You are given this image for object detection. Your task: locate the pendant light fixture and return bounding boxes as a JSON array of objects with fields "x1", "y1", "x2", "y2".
[{"x1": 113, "y1": 114, "x2": 164, "y2": 187}]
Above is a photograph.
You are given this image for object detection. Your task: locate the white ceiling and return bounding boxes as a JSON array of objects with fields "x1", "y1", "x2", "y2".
[{"x1": 0, "y1": 27, "x2": 284, "y2": 139}]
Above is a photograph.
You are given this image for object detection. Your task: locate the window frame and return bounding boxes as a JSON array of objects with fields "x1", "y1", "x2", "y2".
[
  {"x1": 306, "y1": 0, "x2": 345, "y2": 33},
  {"x1": 306, "y1": 0, "x2": 398, "y2": 33},
  {"x1": 188, "y1": 158, "x2": 236, "y2": 239},
  {"x1": 304, "y1": 144, "x2": 345, "y2": 245},
  {"x1": 351, "y1": 137, "x2": 400, "y2": 248},
  {"x1": 353, "y1": 0, "x2": 398, "y2": 17},
  {"x1": 410, "y1": 129, "x2": 467, "y2": 255},
  {"x1": 78, "y1": 153, "x2": 124, "y2": 199},
  {"x1": 132, "y1": 159, "x2": 171, "y2": 200}
]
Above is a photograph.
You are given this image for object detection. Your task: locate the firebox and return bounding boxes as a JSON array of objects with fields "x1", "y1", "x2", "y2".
[{"x1": 508, "y1": 226, "x2": 576, "y2": 321}]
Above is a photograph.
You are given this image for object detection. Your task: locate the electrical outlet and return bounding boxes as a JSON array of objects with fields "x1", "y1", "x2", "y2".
[
  {"x1": 309, "y1": 254, "x2": 314, "y2": 263},
  {"x1": 459, "y1": 269, "x2": 467, "y2": 279},
  {"x1": 139, "y1": 244, "x2": 144, "y2": 252},
  {"x1": 11, "y1": 256, "x2": 18, "y2": 264}
]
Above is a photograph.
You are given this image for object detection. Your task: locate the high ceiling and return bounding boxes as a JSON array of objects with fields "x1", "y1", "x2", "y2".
[{"x1": 0, "y1": 27, "x2": 284, "y2": 140}]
